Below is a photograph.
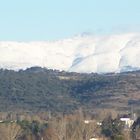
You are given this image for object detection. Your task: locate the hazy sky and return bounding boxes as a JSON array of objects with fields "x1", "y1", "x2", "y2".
[{"x1": 0, "y1": 0, "x2": 140, "y2": 41}]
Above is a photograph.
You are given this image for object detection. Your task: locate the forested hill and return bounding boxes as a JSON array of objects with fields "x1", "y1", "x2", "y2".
[{"x1": 0, "y1": 67, "x2": 140, "y2": 113}]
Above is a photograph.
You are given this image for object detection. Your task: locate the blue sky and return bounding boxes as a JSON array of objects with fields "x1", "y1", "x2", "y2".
[{"x1": 0, "y1": 0, "x2": 140, "y2": 41}]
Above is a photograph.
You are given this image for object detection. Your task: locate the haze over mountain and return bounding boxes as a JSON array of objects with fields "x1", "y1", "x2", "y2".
[{"x1": 0, "y1": 32, "x2": 140, "y2": 73}]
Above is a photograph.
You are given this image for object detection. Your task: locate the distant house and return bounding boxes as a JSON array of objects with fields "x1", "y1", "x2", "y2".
[
  {"x1": 84, "y1": 120, "x2": 102, "y2": 126},
  {"x1": 89, "y1": 138, "x2": 106, "y2": 140},
  {"x1": 120, "y1": 117, "x2": 134, "y2": 128},
  {"x1": 84, "y1": 120, "x2": 96, "y2": 124},
  {"x1": 120, "y1": 113, "x2": 136, "y2": 129},
  {"x1": 90, "y1": 138, "x2": 98, "y2": 140}
]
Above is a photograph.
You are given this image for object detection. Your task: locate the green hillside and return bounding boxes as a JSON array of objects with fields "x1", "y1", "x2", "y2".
[{"x1": 0, "y1": 67, "x2": 140, "y2": 113}]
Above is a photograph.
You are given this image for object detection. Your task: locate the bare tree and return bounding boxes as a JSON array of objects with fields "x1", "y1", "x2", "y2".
[
  {"x1": 0, "y1": 123, "x2": 23, "y2": 140},
  {"x1": 48, "y1": 116, "x2": 67, "y2": 140}
]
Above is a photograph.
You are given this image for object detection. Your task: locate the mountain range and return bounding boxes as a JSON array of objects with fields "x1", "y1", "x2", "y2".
[{"x1": 0, "y1": 32, "x2": 140, "y2": 73}]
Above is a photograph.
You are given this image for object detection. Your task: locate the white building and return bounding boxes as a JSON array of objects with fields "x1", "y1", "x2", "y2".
[
  {"x1": 120, "y1": 117, "x2": 134, "y2": 128},
  {"x1": 89, "y1": 138, "x2": 98, "y2": 140}
]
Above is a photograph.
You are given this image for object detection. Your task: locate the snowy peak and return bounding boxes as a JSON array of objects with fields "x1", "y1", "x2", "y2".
[{"x1": 0, "y1": 32, "x2": 140, "y2": 73}]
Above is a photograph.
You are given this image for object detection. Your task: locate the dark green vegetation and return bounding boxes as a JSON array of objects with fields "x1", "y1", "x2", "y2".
[
  {"x1": 0, "y1": 67, "x2": 140, "y2": 113},
  {"x1": 101, "y1": 116, "x2": 124, "y2": 140}
]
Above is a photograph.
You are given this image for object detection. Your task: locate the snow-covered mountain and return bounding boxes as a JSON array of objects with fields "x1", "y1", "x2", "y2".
[{"x1": 0, "y1": 32, "x2": 140, "y2": 73}]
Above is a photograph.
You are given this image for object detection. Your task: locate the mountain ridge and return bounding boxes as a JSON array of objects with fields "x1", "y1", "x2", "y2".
[
  {"x1": 0, "y1": 67, "x2": 140, "y2": 113},
  {"x1": 0, "y1": 32, "x2": 140, "y2": 73}
]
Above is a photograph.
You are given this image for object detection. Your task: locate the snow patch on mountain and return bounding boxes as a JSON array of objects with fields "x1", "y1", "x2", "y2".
[{"x1": 0, "y1": 33, "x2": 140, "y2": 73}]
